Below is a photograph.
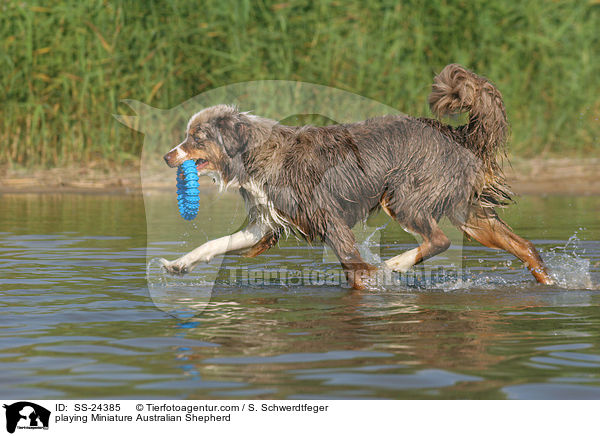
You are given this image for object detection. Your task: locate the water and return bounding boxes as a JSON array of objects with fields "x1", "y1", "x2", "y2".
[{"x1": 1, "y1": 192, "x2": 599, "y2": 399}]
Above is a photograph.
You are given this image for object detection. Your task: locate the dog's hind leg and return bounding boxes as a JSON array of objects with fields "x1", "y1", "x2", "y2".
[
  {"x1": 380, "y1": 195, "x2": 451, "y2": 272},
  {"x1": 460, "y1": 208, "x2": 554, "y2": 285},
  {"x1": 383, "y1": 217, "x2": 451, "y2": 273}
]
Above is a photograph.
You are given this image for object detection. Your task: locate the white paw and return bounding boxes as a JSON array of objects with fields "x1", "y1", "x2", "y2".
[
  {"x1": 385, "y1": 248, "x2": 419, "y2": 273},
  {"x1": 159, "y1": 258, "x2": 192, "y2": 276}
]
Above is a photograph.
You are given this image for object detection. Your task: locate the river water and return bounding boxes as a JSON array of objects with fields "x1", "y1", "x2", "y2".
[{"x1": 1, "y1": 192, "x2": 599, "y2": 399}]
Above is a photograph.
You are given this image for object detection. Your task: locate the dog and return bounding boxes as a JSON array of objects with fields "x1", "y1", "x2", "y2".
[{"x1": 161, "y1": 64, "x2": 554, "y2": 289}]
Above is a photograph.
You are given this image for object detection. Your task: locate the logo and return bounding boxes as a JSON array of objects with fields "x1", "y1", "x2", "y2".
[
  {"x1": 3, "y1": 402, "x2": 50, "y2": 434},
  {"x1": 118, "y1": 81, "x2": 468, "y2": 318}
]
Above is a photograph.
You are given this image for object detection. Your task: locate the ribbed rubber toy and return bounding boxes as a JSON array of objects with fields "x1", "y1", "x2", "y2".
[{"x1": 176, "y1": 160, "x2": 200, "y2": 220}]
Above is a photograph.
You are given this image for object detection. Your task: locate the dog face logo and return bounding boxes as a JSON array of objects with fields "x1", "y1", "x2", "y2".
[
  {"x1": 119, "y1": 80, "x2": 484, "y2": 317},
  {"x1": 3, "y1": 402, "x2": 50, "y2": 434}
]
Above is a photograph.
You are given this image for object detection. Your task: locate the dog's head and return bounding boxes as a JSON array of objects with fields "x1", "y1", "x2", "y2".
[{"x1": 163, "y1": 105, "x2": 254, "y2": 182}]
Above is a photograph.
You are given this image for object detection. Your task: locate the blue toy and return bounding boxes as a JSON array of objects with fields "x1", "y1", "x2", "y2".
[{"x1": 176, "y1": 160, "x2": 200, "y2": 220}]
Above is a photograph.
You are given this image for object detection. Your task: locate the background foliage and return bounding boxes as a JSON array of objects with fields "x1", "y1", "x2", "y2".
[{"x1": 1, "y1": 0, "x2": 598, "y2": 167}]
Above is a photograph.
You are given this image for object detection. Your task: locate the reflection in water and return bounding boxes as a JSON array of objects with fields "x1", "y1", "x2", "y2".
[
  {"x1": 0, "y1": 193, "x2": 599, "y2": 399},
  {"x1": 171, "y1": 288, "x2": 600, "y2": 399}
]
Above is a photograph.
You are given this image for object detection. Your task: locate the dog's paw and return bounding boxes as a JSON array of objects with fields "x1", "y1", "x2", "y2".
[
  {"x1": 159, "y1": 258, "x2": 190, "y2": 276},
  {"x1": 345, "y1": 264, "x2": 379, "y2": 291}
]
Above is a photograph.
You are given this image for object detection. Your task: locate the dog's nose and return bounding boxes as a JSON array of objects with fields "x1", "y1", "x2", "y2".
[{"x1": 163, "y1": 151, "x2": 175, "y2": 167}]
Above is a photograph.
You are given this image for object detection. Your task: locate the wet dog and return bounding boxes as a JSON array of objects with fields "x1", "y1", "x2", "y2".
[{"x1": 161, "y1": 64, "x2": 553, "y2": 289}]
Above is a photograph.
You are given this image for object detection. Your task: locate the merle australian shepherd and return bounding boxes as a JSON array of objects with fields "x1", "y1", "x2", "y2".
[{"x1": 162, "y1": 64, "x2": 553, "y2": 289}]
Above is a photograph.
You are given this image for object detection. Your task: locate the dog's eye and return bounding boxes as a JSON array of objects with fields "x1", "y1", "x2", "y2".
[{"x1": 192, "y1": 131, "x2": 206, "y2": 142}]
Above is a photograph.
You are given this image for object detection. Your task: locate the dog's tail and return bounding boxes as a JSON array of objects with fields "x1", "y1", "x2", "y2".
[
  {"x1": 428, "y1": 63, "x2": 512, "y2": 207},
  {"x1": 428, "y1": 63, "x2": 507, "y2": 165}
]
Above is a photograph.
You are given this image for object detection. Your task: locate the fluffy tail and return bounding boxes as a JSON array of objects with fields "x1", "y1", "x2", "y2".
[
  {"x1": 428, "y1": 64, "x2": 508, "y2": 164},
  {"x1": 428, "y1": 63, "x2": 512, "y2": 206}
]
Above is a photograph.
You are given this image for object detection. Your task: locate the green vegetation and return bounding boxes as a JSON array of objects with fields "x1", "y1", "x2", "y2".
[{"x1": 1, "y1": 0, "x2": 598, "y2": 168}]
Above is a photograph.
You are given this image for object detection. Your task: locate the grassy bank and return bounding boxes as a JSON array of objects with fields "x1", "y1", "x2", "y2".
[{"x1": 1, "y1": 0, "x2": 598, "y2": 168}]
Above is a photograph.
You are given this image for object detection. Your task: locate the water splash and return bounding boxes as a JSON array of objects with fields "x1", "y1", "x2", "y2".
[
  {"x1": 543, "y1": 230, "x2": 594, "y2": 290},
  {"x1": 358, "y1": 222, "x2": 388, "y2": 265}
]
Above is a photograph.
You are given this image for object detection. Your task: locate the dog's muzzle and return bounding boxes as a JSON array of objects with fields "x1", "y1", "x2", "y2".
[{"x1": 163, "y1": 150, "x2": 181, "y2": 167}]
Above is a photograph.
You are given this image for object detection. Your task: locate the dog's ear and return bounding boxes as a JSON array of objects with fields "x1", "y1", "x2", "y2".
[
  {"x1": 223, "y1": 121, "x2": 251, "y2": 158},
  {"x1": 232, "y1": 120, "x2": 251, "y2": 154},
  {"x1": 214, "y1": 116, "x2": 251, "y2": 158}
]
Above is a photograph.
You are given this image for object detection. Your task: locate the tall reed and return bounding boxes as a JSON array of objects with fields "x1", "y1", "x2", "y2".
[{"x1": 0, "y1": 0, "x2": 598, "y2": 168}]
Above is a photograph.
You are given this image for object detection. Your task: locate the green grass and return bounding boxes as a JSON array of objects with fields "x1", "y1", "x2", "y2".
[{"x1": 0, "y1": 0, "x2": 598, "y2": 168}]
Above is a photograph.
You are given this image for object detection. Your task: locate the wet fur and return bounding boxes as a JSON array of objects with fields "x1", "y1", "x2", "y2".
[{"x1": 163, "y1": 64, "x2": 553, "y2": 288}]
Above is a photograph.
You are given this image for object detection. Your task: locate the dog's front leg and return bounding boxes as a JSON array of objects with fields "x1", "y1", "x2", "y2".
[
  {"x1": 323, "y1": 218, "x2": 378, "y2": 290},
  {"x1": 160, "y1": 223, "x2": 266, "y2": 275}
]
